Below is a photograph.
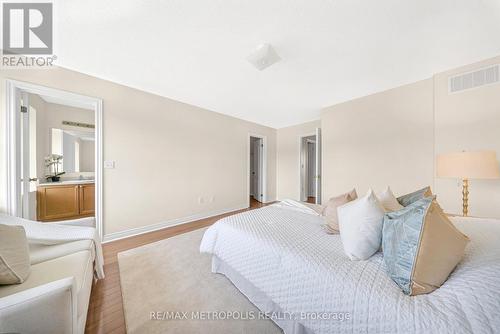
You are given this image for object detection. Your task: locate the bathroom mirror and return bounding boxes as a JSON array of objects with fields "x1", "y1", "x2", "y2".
[{"x1": 50, "y1": 128, "x2": 95, "y2": 173}]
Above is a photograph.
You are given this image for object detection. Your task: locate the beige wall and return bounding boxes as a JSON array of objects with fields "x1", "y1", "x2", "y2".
[
  {"x1": 276, "y1": 120, "x2": 320, "y2": 201},
  {"x1": 0, "y1": 67, "x2": 276, "y2": 237},
  {"x1": 2, "y1": 55, "x2": 498, "y2": 238},
  {"x1": 321, "y1": 79, "x2": 435, "y2": 200},
  {"x1": 320, "y1": 55, "x2": 500, "y2": 218},
  {"x1": 434, "y1": 56, "x2": 500, "y2": 218}
]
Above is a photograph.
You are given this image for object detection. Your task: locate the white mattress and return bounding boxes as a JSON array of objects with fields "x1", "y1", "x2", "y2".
[{"x1": 200, "y1": 201, "x2": 500, "y2": 334}]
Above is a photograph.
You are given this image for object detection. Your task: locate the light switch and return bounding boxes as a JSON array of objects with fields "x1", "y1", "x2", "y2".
[{"x1": 104, "y1": 160, "x2": 115, "y2": 169}]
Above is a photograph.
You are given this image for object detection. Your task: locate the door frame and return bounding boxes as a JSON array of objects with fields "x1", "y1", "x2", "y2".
[
  {"x1": 299, "y1": 132, "x2": 315, "y2": 202},
  {"x1": 5, "y1": 79, "x2": 104, "y2": 239},
  {"x1": 306, "y1": 139, "x2": 316, "y2": 197},
  {"x1": 315, "y1": 127, "x2": 322, "y2": 204},
  {"x1": 299, "y1": 129, "x2": 321, "y2": 204},
  {"x1": 247, "y1": 133, "x2": 267, "y2": 206}
]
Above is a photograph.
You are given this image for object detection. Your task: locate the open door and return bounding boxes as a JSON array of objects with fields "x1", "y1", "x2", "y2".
[
  {"x1": 12, "y1": 91, "x2": 39, "y2": 220},
  {"x1": 315, "y1": 127, "x2": 322, "y2": 204},
  {"x1": 256, "y1": 138, "x2": 263, "y2": 202},
  {"x1": 307, "y1": 142, "x2": 316, "y2": 198},
  {"x1": 21, "y1": 92, "x2": 30, "y2": 218},
  {"x1": 19, "y1": 92, "x2": 39, "y2": 219},
  {"x1": 250, "y1": 137, "x2": 264, "y2": 202},
  {"x1": 300, "y1": 135, "x2": 317, "y2": 203}
]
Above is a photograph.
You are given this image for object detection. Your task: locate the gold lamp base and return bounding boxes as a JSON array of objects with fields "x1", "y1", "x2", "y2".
[{"x1": 462, "y1": 179, "x2": 469, "y2": 217}]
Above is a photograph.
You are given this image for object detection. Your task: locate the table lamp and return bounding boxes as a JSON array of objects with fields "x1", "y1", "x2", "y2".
[{"x1": 437, "y1": 151, "x2": 500, "y2": 216}]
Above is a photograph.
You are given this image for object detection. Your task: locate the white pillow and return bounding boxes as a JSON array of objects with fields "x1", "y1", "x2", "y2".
[
  {"x1": 338, "y1": 189, "x2": 385, "y2": 260},
  {"x1": 377, "y1": 186, "x2": 404, "y2": 212}
]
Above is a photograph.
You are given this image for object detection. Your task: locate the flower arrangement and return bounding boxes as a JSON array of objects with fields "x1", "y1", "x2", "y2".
[{"x1": 44, "y1": 154, "x2": 65, "y2": 182}]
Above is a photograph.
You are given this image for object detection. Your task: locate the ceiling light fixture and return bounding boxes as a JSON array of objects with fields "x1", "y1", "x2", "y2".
[{"x1": 246, "y1": 43, "x2": 281, "y2": 71}]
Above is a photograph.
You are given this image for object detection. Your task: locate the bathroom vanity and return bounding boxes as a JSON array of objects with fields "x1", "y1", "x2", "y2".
[{"x1": 37, "y1": 180, "x2": 95, "y2": 222}]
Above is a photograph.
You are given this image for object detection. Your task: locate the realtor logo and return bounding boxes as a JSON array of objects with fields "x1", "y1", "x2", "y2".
[{"x1": 2, "y1": 2, "x2": 53, "y2": 55}]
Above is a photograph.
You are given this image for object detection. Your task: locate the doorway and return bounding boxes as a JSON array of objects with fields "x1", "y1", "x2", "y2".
[
  {"x1": 248, "y1": 134, "x2": 266, "y2": 206},
  {"x1": 300, "y1": 128, "x2": 322, "y2": 204},
  {"x1": 5, "y1": 80, "x2": 103, "y2": 238}
]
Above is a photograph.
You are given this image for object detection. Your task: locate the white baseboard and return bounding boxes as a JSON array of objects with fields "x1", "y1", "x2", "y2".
[{"x1": 102, "y1": 204, "x2": 248, "y2": 243}]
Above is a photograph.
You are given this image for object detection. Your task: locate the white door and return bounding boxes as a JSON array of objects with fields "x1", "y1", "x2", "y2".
[
  {"x1": 250, "y1": 138, "x2": 256, "y2": 198},
  {"x1": 315, "y1": 128, "x2": 322, "y2": 204},
  {"x1": 20, "y1": 92, "x2": 31, "y2": 218},
  {"x1": 300, "y1": 137, "x2": 307, "y2": 202},
  {"x1": 307, "y1": 141, "x2": 316, "y2": 197},
  {"x1": 254, "y1": 138, "x2": 263, "y2": 202},
  {"x1": 14, "y1": 91, "x2": 39, "y2": 219}
]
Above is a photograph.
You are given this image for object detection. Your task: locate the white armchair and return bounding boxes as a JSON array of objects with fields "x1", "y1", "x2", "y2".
[
  {"x1": 0, "y1": 214, "x2": 102, "y2": 334},
  {"x1": 0, "y1": 278, "x2": 78, "y2": 334}
]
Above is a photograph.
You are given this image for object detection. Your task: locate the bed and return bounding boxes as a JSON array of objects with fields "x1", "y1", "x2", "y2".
[{"x1": 200, "y1": 200, "x2": 500, "y2": 334}]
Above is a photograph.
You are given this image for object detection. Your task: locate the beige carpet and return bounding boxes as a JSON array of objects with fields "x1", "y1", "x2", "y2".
[{"x1": 117, "y1": 228, "x2": 282, "y2": 334}]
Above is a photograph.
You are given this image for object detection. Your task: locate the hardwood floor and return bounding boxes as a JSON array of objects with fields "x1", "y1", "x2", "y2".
[
  {"x1": 85, "y1": 198, "x2": 269, "y2": 334},
  {"x1": 306, "y1": 196, "x2": 316, "y2": 204}
]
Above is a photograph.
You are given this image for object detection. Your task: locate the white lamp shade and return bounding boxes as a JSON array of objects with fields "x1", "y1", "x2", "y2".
[{"x1": 437, "y1": 151, "x2": 500, "y2": 179}]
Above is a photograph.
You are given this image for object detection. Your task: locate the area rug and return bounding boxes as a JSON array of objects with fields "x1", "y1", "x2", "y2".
[{"x1": 117, "y1": 227, "x2": 282, "y2": 334}]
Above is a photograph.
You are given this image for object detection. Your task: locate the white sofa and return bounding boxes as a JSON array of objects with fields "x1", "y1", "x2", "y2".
[{"x1": 0, "y1": 217, "x2": 99, "y2": 334}]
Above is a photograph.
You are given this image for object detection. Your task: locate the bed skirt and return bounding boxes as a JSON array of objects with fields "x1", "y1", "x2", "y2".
[{"x1": 211, "y1": 255, "x2": 313, "y2": 334}]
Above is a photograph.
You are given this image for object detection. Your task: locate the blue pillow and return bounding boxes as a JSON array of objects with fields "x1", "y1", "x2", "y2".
[{"x1": 382, "y1": 196, "x2": 469, "y2": 296}]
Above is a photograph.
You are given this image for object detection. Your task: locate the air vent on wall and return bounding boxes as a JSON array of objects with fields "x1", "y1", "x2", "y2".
[{"x1": 449, "y1": 64, "x2": 499, "y2": 93}]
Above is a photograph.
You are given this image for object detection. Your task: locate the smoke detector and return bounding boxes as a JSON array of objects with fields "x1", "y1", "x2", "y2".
[{"x1": 246, "y1": 43, "x2": 281, "y2": 71}]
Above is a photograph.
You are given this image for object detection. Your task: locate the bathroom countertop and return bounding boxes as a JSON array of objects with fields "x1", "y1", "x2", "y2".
[{"x1": 38, "y1": 180, "x2": 95, "y2": 187}]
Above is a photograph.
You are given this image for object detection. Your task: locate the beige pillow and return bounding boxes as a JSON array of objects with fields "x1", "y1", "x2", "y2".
[
  {"x1": 322, "y1": 189, "x2": 358, "y2": 233},
  {"x1": 382, "y1": 197, "x2": 469, "y2": 295},
  {"x1": 377, "y1": 186, "x2": 404, "y2": 212},
  {"x1": 0, "y1": 224, "x2": 31, "y2": 284},
  {"x1": 410, "y1": 201, "x2": 469, "y2": 295}
]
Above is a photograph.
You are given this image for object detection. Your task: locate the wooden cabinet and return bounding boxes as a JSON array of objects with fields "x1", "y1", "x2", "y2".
[
  {"x1": 37, "y1": 183, "x2": 95, "y2": 222},
  {"x1": 79, "y1": 183, "x2": 95, "y2": 216}
]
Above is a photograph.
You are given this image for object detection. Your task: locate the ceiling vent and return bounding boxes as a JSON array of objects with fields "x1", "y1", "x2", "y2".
[
  {"x1": 449, "y1": 64, "x2": 499, "y2": 93},
  {"x1": 246, "y1": 43, "x2": 281, "y2": 71}
]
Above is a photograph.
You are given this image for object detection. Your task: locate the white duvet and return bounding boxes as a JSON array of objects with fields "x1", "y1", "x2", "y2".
[{"x1": 200, "y1": 200, "x2": 500, "y2": 334}]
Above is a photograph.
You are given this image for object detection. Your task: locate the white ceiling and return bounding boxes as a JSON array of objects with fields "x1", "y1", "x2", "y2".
[
  {"x1": 38, "y1": 94, "x2": 95, "y2": 110},
  {"x1": 54, "y1": 0, "x2": 500, "y2": 128}
]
